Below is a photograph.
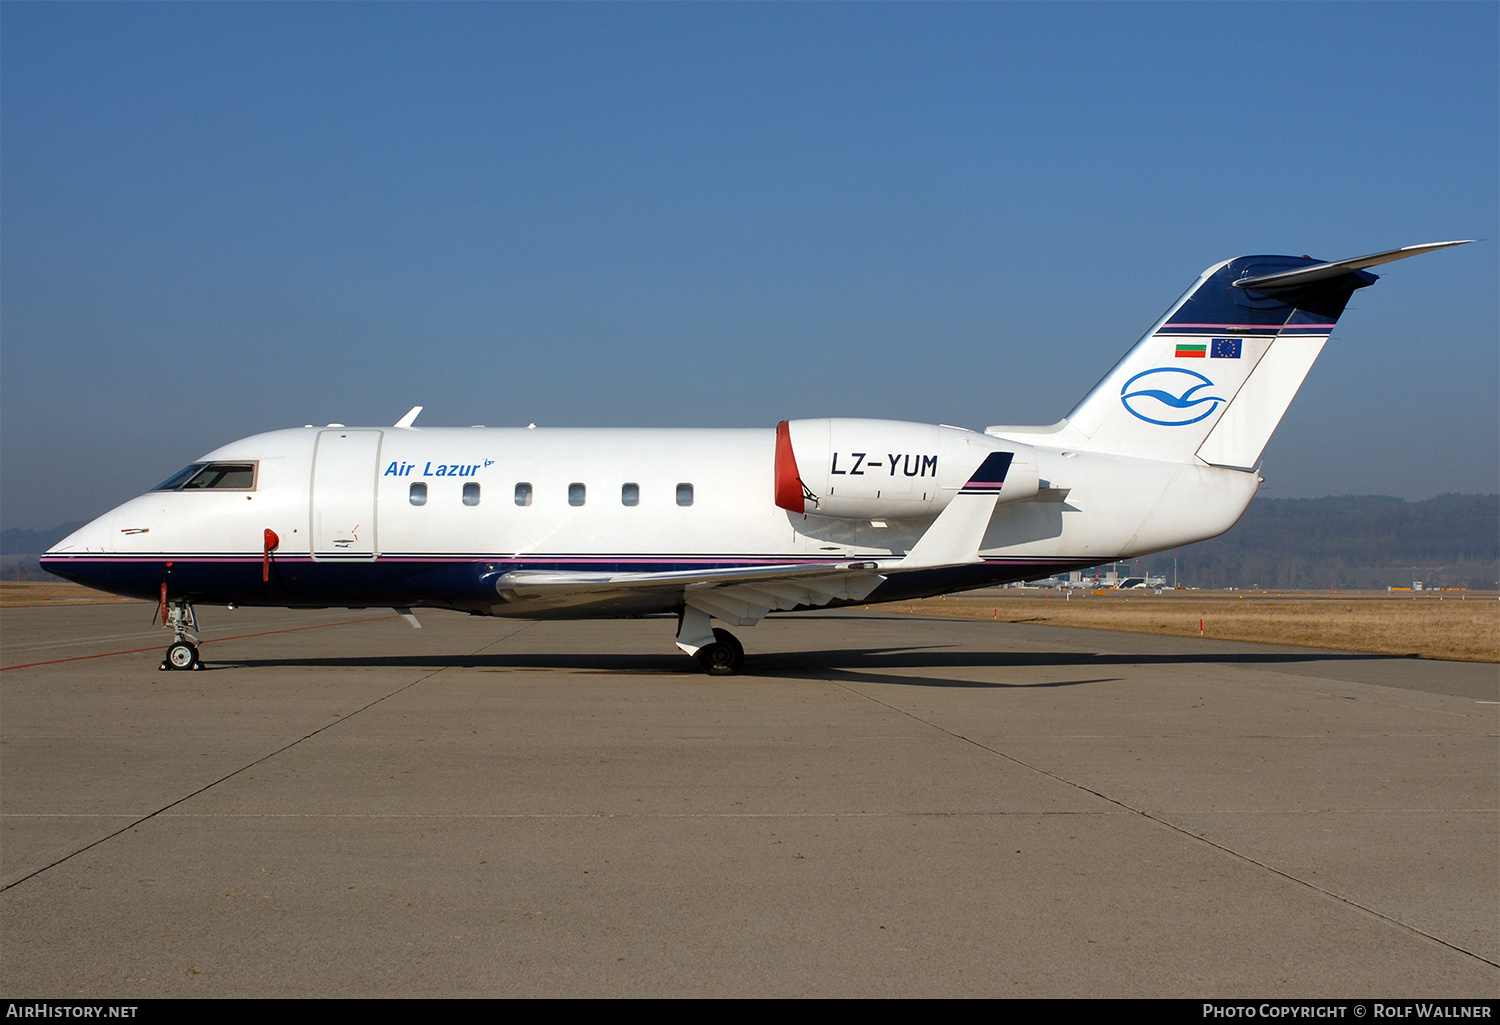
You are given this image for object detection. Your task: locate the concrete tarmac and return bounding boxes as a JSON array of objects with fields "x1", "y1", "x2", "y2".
[{"x1": 2, "y1": 603, "x2": 1496, "y2": 997}]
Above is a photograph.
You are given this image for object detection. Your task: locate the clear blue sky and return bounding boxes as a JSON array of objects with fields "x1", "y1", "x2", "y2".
[{"x1": 3, "y1": 2, "x2": 1496, "y2": 530}]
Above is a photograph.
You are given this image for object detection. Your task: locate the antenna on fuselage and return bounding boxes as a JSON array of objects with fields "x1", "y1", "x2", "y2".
[{"x1": 394, "y1": 406, "x2": 423, "y2": 429}]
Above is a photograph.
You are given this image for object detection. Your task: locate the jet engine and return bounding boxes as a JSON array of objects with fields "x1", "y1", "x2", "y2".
[{"x1": 774, "y1": 418, "x2": 1038, "y2": 520}]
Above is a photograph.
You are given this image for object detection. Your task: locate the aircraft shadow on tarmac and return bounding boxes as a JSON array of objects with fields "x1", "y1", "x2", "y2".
[{"x1": 208, "y1": 646, "x2": 1400, "y2": 690}]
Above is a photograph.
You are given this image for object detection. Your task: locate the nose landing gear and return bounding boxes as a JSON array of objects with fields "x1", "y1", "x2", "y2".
[
  {"x1": 164, "y1": 640, "x2": 200, "y2": 670},
  {"x1": 158, "y1": 598, "x2": 204, "y2": 671}
]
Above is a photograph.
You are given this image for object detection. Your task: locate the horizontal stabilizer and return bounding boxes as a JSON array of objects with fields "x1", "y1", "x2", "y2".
[{"x1": 1232, "y1": 240, "x2": 1473, "y2": 293}]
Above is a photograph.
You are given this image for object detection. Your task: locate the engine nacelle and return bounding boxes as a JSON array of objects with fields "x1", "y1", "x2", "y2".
[{"x1": 774, "y1": 418, "x2": 1039, "y2": 520}]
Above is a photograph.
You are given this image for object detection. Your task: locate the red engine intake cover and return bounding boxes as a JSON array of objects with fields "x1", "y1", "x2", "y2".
[{"x1": 773, "y1": 420, "x2": 804, "y2": 513}]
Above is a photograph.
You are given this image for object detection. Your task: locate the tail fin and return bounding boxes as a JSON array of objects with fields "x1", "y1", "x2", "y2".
[{"x1": 1063, "y1": 241, "x2": 1471, "y2": 468}]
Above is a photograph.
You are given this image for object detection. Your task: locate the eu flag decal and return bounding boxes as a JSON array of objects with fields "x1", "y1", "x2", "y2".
[{"x1": 1210, "y1": 338, "x2": 1242, "y2": 359}]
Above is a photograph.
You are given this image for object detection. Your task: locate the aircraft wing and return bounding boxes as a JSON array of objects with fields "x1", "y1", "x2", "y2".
[
  {"x1": 492, "y1": 476, "x2": 1006, "y2": 624},
  {"x1": 495, "y1": 559, "x2": 885, "y2": 594},
  {"x1": 494, "y1": 560, "x2": 890, "y2": 624}
]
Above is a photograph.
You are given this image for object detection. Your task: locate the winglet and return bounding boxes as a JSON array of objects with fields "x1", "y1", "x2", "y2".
[
  {"x1": 897, "y1": 492, "x2": 998, "y2": 570},
  {"x1": 896, "y1": 454, "x2": 1012, "y2": 570},
  {"x1": 394, "y1": 406, "x2": 423, "y2": 428}
]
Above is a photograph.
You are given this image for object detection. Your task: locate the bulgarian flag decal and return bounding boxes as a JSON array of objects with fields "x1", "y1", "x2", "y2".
[{"x1": 1174, "y1": 343, "x2": 1207, "y2": 358}]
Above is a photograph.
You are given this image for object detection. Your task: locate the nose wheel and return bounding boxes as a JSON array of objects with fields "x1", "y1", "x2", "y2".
[
  {"x1": 162, "y1": 641, "x2": 202, "y2": 671},
  {"x1": 158, "y1": 597, "x2": 204, "y2": 671}
]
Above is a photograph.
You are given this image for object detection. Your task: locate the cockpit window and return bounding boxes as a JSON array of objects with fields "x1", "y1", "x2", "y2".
[
  {"x1": 152, "y1": 464, "x2": 205, "y2": 491},
  {"x1": 153, "y1": 462, "x2": 258, "y2": 491}
]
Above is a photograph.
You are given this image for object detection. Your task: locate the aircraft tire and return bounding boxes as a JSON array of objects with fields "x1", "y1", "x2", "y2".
[
  {"x1": 695, "y1": 629, "x2": 744, "y2": 676},
  {"x1": 166, "y1": 642, "x2": 198, "y2": 671}
]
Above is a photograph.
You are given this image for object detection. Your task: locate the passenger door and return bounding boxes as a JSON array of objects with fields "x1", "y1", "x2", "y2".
[{"x1": 311, "y1": 430, "x2": 382, "y2": 559}]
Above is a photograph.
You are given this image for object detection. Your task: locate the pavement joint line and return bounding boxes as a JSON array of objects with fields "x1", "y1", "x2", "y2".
[
  {"x1": 0, "y1": 623, "x2": 538, "y2": 895},
  {"x1": 824, "y1": 675, "x2": 1500, "y2": 971},
  {"x1": 1238, "y1": 675, "x2": 1500, "y2": 717},
  {"x1": 0, "y1": 612, "x2": 418, "y2": 671},
  {"x1": 1, "y1": 810, "x2": 1120, "y2": 820},
  {"x1": 4, "y1": 630, "x2": 212, "y2": 654},
  {"x1": 0, "y1": 613, "x2": 340, "y2": 656},
  {"x1": 6, "y1": 806, "x2": 1495, "y2": 819},
  {"x1": 1, "y1": 618, "x2": 337, "y2": 657}
]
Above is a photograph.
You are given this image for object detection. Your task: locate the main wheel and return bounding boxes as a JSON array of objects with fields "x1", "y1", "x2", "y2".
[
  {"x1": 694, "y1": 629, "x2": 744, "y2": 676},
  {"x1": 165, "y1": 642, "x2": 198, "y2": 670}
]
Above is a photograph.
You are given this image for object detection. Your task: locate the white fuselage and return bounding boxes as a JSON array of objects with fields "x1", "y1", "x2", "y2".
[
  {"x1": 38, "y1": 242, "x2": 1464, "y2": 669},
  {"x1": 45, "y1": 420, "x2": 1258, "y2": 617}
]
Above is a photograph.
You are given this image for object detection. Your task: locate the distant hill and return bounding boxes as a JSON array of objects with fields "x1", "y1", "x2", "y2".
[
  {"x1": 1134, "y1": 494, "x2": 1499, "y2": 590},
  {"x1": 5, "y1": 496, "x2": 1497, "y2": 590},
  {"x1": 1, "y1": 522, "x2": 88, "y2": 557},
  {"x1": 1, "y1": 522, "x2": 88, "y2": 581}
]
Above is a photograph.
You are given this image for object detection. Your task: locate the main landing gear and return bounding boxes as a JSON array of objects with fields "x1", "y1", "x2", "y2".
[
  {"x1": 158, "y1": 598, "x2": 204, "y2": 671},
  {"x1": 696, "y1": 629, "x2": 745, "y2": 676},
  {"x1": 675, "y1": 606, "x2": 746, "y2": 676}
]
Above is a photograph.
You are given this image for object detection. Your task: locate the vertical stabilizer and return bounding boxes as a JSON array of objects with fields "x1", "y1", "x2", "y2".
[{"x1": 1061, "y1": 242, "x2": 1471, "y2": 466}]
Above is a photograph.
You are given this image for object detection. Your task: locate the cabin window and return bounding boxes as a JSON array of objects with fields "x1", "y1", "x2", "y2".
[
  {"x1": 154, "y1": 462, "x2": 258, "y2": 491},
  {"x1": 409, "y1": 482, "x2": 427, "y2": 506},
  {"x1": 569, "y1": 483, "x2": 586, "y2": 506},
  {"x1": 676, "y1": 483, "x2": 694, "y2": 506},
  {"x1": 462, "y1": 482, "x2": 480, "y2": 506},
  {"x1": 621, "y1": 483, "x2": 639, "y2": 506},
  {"x1": 515, "y1": 483, "x2": 532, "y2": 506}
]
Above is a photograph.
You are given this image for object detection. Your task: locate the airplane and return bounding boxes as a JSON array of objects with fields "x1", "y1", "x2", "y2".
[{"x1": 40, "y1": 241, "x2": 1472, "y2": 675}]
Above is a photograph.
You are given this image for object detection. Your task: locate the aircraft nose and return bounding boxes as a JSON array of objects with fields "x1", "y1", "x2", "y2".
[
  {"x1": 39, "y1": 506, "x2": 133, "y2": 594},
  {"x1": 46, "y1": 511, "x2": 117, "y2": 555}
]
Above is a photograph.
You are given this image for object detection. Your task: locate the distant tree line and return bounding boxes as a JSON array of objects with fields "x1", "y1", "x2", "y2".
[
  {"x1": 1, "y1": 522, "x2": 87, "y2": 557},
  {"x1": 1134, "y1": 494, "x2": 1499, "y2": 590},
  {"x1": 2, "y1": 522, "x2": 87, "y2": 581},
  {"x1": 5, "y1": 495, "x2": 1498, "y2": 590}
]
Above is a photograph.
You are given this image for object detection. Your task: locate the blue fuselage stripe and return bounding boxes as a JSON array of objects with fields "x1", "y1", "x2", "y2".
[{"x1": 40, "y1": 553, "x2": 1102, "y2": 613}]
